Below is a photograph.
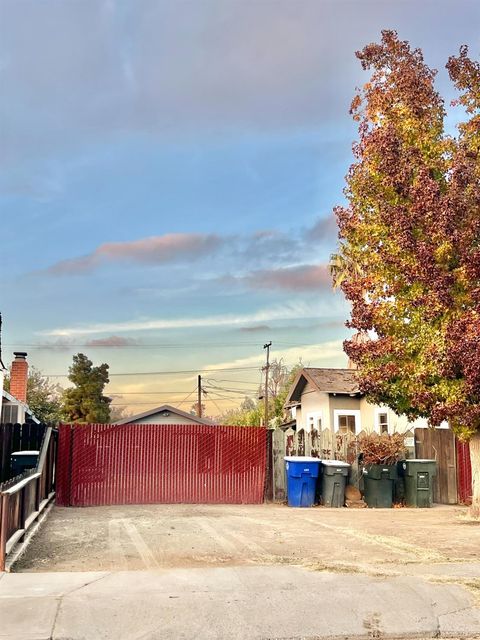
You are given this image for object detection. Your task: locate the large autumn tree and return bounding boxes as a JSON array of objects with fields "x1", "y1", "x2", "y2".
[
  {"x1": 333, "y1": 31, "x2": 480, "y2": 515},
  {"x1": 62, "y1": 353, "x2": 111, "y2": 423}
]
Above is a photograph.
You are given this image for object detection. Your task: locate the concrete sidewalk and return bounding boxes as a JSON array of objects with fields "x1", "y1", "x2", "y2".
[{"x1": 1, "y1": 566, "x2": 480, "y2": 640}]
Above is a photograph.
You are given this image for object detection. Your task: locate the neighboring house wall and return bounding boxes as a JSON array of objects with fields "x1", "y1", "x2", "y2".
[
  {"x1": 287, "y1": 368, "x2": 437, "y2": 436},
  {"x1": 295, "y1": 391, "x2": 430, "y2": 435},
  {"x1": 1, "y1": 392, "x2": 29, "y2": 423},
  {"x1": 296, "y1": 383, "x2": 330, "y2": 431},
  {"x1": 129, "y1": 412, "x2": 205, "y2": 425}
]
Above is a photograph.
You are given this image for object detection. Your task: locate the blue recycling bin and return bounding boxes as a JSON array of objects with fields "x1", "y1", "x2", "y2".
[{"x1": 284, "y1": 456, "x2": 321, "y2": 507}]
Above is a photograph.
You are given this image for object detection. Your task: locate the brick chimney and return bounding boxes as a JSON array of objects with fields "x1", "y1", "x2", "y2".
[{"x1": 10, "y1": 352, "x2": 28, "y2": 403}]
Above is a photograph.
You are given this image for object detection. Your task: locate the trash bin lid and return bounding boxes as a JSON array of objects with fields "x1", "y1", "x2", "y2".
[
  {"x1": 321, "y1": 459, "x2": 350, "y2": 467},
  {"x1": 284, "y1": 456, "x2": 321, "y2": 463},
  {"x1": 11, "y1": 450, "x2": 40, "y2": 457}
]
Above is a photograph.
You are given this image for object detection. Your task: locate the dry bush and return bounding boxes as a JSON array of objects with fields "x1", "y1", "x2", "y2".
[{"x1": 356, "y1": 432, "x2": 406, "y2": 465}]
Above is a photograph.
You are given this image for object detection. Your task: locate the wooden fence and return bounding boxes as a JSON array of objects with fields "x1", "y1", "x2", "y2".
[
  {"x1": 414, "y1": 428, "x2": 457, "y2": 504},
  {"x1": 272, "y1": 427, "x2": 361, "y2": 501},
  {"x1": 0, "y1": 427, "x2": 57, "y2": 571},
  {"x1": 0, "y1": 423, "x2": 47, "y2": 482}
]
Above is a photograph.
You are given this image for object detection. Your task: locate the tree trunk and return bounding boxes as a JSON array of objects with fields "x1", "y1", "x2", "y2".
[{"x1": 470, "y1": 431, "x2": 480, "y2": 518}]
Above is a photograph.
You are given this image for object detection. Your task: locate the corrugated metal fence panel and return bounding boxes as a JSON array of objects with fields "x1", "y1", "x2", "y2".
[
  {"x1": 56, "y1": 423, "x2": 267, "y2": 506},
  {"x1": 456, "y1": 439, "x2": 472, "y2": 505}
]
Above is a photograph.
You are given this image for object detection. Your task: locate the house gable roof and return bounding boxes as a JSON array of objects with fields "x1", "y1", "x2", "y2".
[
  {"x1": 114, "y1": 404, "x2": 216, "y2": 426},
  {"x1": 284, "y1": 368, "x2": 361, "y2": 406}
]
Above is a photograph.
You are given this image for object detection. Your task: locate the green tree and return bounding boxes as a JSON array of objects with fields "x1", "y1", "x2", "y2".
[
  {"x1": 62, "y1": 353, "x2": 111, "y2": 423},
  {"x1": 333, "y1": 31, "x2": 480, "y2": 515},
  {"x1": 3, "y1": 367, "x2": 63, "y2": 425},
  {"x1": 218, "y1": 396, "x2": 263, "y2": 426}
]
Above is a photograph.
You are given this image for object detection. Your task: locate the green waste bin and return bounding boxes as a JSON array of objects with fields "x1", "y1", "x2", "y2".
[
  {"x1": 363, "y1": 464, "x2": 398, "y2": 508},
  {"x1": 320, "y1": 460, "x2": 350, "y2": 507},
  {"x1": 401, "y1": 459, "x2": 437, "y2": 507}
]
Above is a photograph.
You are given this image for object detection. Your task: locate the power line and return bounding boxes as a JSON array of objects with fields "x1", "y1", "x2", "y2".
[
  {"x1": 205, "y1": 395, "x2": 224, "y2": 415},
  {"x1": 107, "y1": 391, "x2": 199, "y2": 395},
  {"x1": 202, "y1": 390, "x2": 251, "y2": 400},
  {"x1": 41, "y1": 365, "x2": 262, "y2": 378},
  {"x1": 203, "y1": 383, "x2": 258, "y2": 394},
  {"x1": 110, "y1": 397, "x2": 241, "y2": 406},
  {"x1": 205, "y1": 377, "x2": 262, "y2": 385},
  {"x1": 3, "y1": 340, "x2": 324, "y2": 349},
  {"x1": 179, "y1": 388, "x2": 197, "y2": 405}
]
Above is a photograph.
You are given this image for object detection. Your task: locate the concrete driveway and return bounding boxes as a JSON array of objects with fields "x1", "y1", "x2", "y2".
[
  {"x1": 3, "y1": 504, "x2": 480, "y2": 639},
  {"x1": 14, "y1": 503, "x2": 480, "y2": 572}
]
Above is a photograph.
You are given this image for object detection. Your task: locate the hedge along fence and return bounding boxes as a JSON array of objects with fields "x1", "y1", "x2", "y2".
[{"x1": 0, "y1": 427, "x2": 57, "y2": 571}]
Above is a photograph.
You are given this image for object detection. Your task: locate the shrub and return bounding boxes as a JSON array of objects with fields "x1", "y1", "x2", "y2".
[{"x1": 357, "y1": 432, "x2": 406, "y2": 466}]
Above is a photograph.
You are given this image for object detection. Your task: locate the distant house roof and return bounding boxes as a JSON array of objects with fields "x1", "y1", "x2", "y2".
[
  {"x1": 114, "y1": 404, "x2": 216, "y2": 426},
  {"x1": 1, "y1": 389, "x2": 40, "y2": 424},
  {"x1": 284, "y1": 368, "x2": 361, "y2": 407}
]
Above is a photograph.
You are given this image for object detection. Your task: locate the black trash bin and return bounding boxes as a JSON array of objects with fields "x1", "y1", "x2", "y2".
[
  {"x1": 10, "y1": 450, "x2": 39, "y2": 476},
  {"x1": 401, "y1": 459, "x2": 437, "y2": 507},
  {"x1": 320, "y1": 460, "x2": 350, "y2": 507},
  {"x1": 362, "y1": 464, "x2": 398, "y2": 508}
]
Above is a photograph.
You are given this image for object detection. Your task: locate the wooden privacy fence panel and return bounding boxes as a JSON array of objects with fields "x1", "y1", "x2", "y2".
[
  {"x1": 272, "y1": 427, "x2": 360, "y2": 501},
  {"x1": 0, "y1": 427, "x2": 57, "y2": 571},
  {"x1": 0, "y1": 423, "x2": 46, "y2": 482},
  {"x1": 456, "y1": 440, "x2": 472, "y2": 505},
  {"x1": 414, "y1": 428, "x2": 457, "y2": 504},
  {"x1": 56, "y1": 423, "x2": 267, "y2": 507}
]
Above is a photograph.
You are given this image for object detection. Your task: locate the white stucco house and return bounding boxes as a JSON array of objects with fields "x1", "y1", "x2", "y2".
[{"x1": 283, "y1": 368, "x2": 431, "y2": 435}]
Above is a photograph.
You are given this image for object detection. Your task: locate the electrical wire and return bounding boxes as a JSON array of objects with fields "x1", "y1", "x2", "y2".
[
  {"x1": 4, "y1": 340, "x2": 324, "y2": 349},
  {"x1": 41, "y1": 365, "x2": 262, "y2": 378},
  {"x1": 107, "y1": 391, "x2": 198, "y2": 395},
  {"x1": 110, "y1": 397, "x2": 240, "y2": 406}
]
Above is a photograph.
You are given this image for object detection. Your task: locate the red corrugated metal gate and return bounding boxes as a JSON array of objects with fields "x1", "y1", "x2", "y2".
[{"x1": 56, "y1": 423, "x2": 267, "y2": 506}]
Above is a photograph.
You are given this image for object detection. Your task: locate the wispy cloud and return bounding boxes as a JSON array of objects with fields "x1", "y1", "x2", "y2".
[
  {"x1": 237, "y1": 325, "x2": 271, "y2": 333},
  {"x1": 245, "y1": 264, "x2": 331, "y2": 291},
  {"x1": 40, "y1": 303, "x2": 322, "y2": 337},
  {"x1": 45, "y1": 233, "x2": 223, "y2": 275},
  {"x1": 85, "y1": 335, "x2": 139, "y2": 347},
  {"x1": 200, "y1": 339, "x2": 347, "y2": 372},
  {"x1": 307, "y1": 215, "x2": 338, "y2": 244}
]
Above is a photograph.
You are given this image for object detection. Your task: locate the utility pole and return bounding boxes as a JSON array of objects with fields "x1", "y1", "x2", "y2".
[
  {"x1": 197, "y1": 374, "x2": 202, "y2": 418},
  {"x1": 263, "y1": 342, "x2": 272, "y2": 428}
]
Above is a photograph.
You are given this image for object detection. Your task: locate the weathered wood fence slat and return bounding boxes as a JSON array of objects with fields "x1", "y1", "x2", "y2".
[
  {"x1": 0, "y1": 427, "x2": 57, "y2": 571},
  {"x1": 272, "y1": 427, "x2": 361, "y2": 501}
]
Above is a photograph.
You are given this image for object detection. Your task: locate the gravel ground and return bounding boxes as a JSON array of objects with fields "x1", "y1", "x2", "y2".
[{"x1": 14, "y1": 502, "x2": 480, "y2": 573}]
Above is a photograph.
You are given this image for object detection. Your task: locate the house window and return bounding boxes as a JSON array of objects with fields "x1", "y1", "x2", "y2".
[
  {"x1": 338, "y1": 414, "x2": 356, "y2": 434},
  {"x1": 306, "y1": 412, "x2": 322, "y2": 432},
  {"x1": 333, "y1": 409, "x2": 361, "y2": 434},
  {"x1": 378, "y1": 412, "x2": 389, "y2": 434},
  {"x1": 1, "y1": 403, "x2": 18, "y2": 424}
]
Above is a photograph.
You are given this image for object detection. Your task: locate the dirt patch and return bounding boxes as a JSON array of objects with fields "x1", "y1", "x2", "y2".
[{"x1": 14, "y1": 503, "x2": 480, "y2": 573}]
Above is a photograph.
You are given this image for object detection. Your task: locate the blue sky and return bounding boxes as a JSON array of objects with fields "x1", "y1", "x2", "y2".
[{"x1": 1, "y1": 0, "x2": 479, "y2": 415}]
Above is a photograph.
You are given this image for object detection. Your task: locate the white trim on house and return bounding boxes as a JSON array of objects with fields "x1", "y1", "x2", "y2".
[
  {"x1": 305, "y1": 410, "x2": 323, "y2": 433},
  {"x1": 333, "y1": 409, "x2": 362, "y2": 434},
  {"x1": 374, "y1": 407, "x2": 390, "y2": 434}
]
